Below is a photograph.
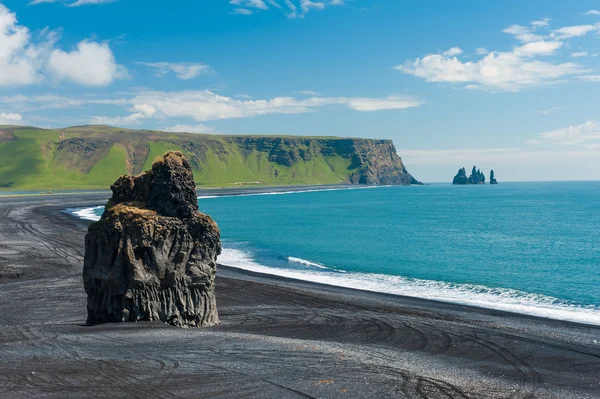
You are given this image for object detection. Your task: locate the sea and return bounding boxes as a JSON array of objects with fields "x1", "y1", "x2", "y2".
[{"x1": 69, "y1": 182, "x2": 600, "y2": 326}]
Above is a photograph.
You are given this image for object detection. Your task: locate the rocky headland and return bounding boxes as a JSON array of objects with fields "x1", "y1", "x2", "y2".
[
  {"x1": 0, "y1": 125, "x2": 421, "y2": 189},
  {"x1": 83, "y1": 151, "x2": 221, "y2": 327},
  {"x1": 453, "y1": 166, "x2": 489, "y2": 185}
]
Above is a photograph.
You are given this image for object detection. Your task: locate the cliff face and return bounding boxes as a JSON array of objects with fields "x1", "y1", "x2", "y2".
[
  {"x1": 83, "y1": 151, "x2": 221, "y2": 327},
  {"x1": 0, "y1": 125, "x2": 420, "y2": 189}
]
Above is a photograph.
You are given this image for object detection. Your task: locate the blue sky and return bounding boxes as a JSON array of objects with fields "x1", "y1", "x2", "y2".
[{"x1": 1, "y1": 0, "x2": 600, "y2": 181}]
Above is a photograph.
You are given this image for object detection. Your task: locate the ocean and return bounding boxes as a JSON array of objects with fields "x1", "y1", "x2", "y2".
[{"x1": 70, "y1": 182, "x2": 600, "y2": 325}]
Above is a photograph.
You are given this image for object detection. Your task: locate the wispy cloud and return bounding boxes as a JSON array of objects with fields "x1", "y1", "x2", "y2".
[
  {"x1": 29, "y1": 0, "x2": 117, "y2": 6},
  {"x1": 164, "y1": 124, "x2": 217, "y2": 134},
  {"x1": 86, "y1": 90, "x2": 422, "y2": 126},
  {"x1": 571, "y1": 51, "x2": 597, "y2": 58},
  {"x1": 531, "y1": 18, "x2": 551, "y2": 27},
  {"x1": 584, "y1": 10, "x2": 600, "y2": 15},
  {"x1": 528, "y1": 121, "x2": 600, "y2": 145},
  {"x1": 139, "y1": 62, "x2": 210, "y2": 80},
  {"x1": 68, "y1": 0, "x2": 117, "y2": 6},
  {"x1": 577, "y1": 75, "x2": 600, "y2": 82},
  {"x1": 538, "y1": 106, "x2": 564, "y2": 115},
  {"x1": 229, "y1": 8, "x2": 254, "y2": 15},
  {"x1": 228, "y1": 0, "x2": 346, "y2": 18},
  {"x1": 299, "y1": 90, "x2": 319, "y2": 95},
  {"x1": 550, "y1": 24, "x2": 599, "y2": 39}
]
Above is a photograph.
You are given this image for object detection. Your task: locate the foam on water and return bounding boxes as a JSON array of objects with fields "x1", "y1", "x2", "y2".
[
  {"x1": 287, "y1": 256, "x2": 346, "y2": 272},
  {"x1": 70, "y1": 206, "x2": 103, "y2": 221},
  {"x1": 220, "y1": 248, "x2": 600, "y2": 326}
]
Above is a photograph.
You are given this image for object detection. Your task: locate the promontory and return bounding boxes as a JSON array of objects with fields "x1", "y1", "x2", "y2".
[{"x1": 0, "y1": 125, "x2": 420, "y2": 189}]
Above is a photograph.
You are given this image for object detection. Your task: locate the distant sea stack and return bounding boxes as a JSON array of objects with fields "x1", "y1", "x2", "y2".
[
  {"x1": 490, "y1": 170, "x2": 498, "y2": 184},
  {"x1": 83, "y1": 151, "x2": 221, "y2": 328},
  {"x1": 452, "y1": 166, "x2": 488, "y2": 185},
  {"x1": 452, "y1": 167, "x2": 469, "y2": 185}
]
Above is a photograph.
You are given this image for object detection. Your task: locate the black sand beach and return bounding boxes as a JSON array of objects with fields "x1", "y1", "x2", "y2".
[{"x1": 0, "y1": 193, "x2": 599, "y2": 398}]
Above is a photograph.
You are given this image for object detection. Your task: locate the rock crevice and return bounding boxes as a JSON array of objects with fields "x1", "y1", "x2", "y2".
[{"x1": 83, "y1": 151, "x2": 221, "y2": 327}]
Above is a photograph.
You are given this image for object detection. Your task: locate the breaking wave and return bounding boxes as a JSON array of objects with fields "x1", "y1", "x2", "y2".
[
  {"x1": 219, "y1": 248, "x2": 600, "y2": 326},
  {"x1": 287, "y1": 256, "x2": 346, "y2": 272}
]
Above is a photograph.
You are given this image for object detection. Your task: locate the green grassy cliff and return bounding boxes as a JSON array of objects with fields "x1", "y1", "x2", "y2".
[{"x1": 0, "y1": 125, "x2": 418, "y2": 190}]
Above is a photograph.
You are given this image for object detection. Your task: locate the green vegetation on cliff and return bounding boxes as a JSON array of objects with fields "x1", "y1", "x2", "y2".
[{"x1": 0, "y1": 125, "x2": 418, "y2": 190}]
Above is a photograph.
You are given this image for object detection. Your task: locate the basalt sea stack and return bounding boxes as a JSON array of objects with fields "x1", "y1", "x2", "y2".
[
  {"x1": 83, "y1": 151, "x2": 221, "y2": 327},
  {"x1": 453, "y1": 166, "x2": 487, "y2": 185}
]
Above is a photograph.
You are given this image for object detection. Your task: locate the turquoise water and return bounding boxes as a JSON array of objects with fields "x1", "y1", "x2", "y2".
[{"x1": 74, "y1": 182, "x2": 600, "y2": 325}]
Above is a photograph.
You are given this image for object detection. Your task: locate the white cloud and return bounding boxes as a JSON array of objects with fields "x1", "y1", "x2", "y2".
[
  {"x1": 538, "y1": 106, "x2": 564, "y2": 115},
  {"x1": 396, "y1": 14, "x2": 600, "y2": 92},
  {"x1": 571, "y1": 51, "x2": 597, "y2": 57},
  {"x1": 345, "y1": 96, "x2": 423, "y2": 112},
  {"x1": 396, "y1": 42, "x2": 582, "y2": 91},
  {"x1": 229, "y1": 0, "x2": 345, "y2": 18},
  {"x1": 0, "y1": 4, "x2": 57, "y2": 86},
  {"x1": 230, "y1": 8, "x2": 254, "y2": 15},
  {"x1": 29, "y1": 0, "x2": 117, "y2": 5},
  {"x1": 530, "y1": 121, "x2": 600, "y2": 145},
  {"x1": 299, "y1": 90, "x2": 319, "y2": 95},
  {"x1": 230, "y1": 0, "x2": 268, "y2": 9},
  {"x1": 68, "y1": 0, "x2": 117, "y2": 6},
  {"x1": 164, "y1": 124, "x2": 216, "y2": 134},
  {"x1": 585, "y1": 10, "x2": 600, "y2": 15},
  {"x1": 531, "y1": 18, "x2": 551, "y2": 27},
  {"x1": 503, "y1": 25, "x2": 544, "y2": 43},
  {"x1": 402, "y1": 147, "x2": 522, "y2": 165},
  {"x1": 0, "y1": 4, "x2": 123, "y2": 87},
  {"x1": 578, "y1": 75, "x2": 600, "y2": 81},
  {"x1": 0, "y1": 94, "x2": 127, "y2": 112},
  {"x1": 48, "y1": 40, "x2": 127, "y2": 86},
  {"x1": 551, "y1": 24, "x2": 599, "y2": 39},
  {"x1": 88, "y1": 90, "x2": 422, "y2": 126},
  {"x1": 443, "y1": 47, "x2": 463, "y2": 56},
  {"x1": 301, "y1": 0, "x2": 326, "y2": 13},
  {"x1": 512, "y1": 40, "x2": 563, "y2": 56},
  {"x1": 504, "y1": 19, "x2": 600, "y2": 42},
  {"x1": 0, "y1": 112, "x2": 24, "y2": 125},
  {"x1": 140, "y1": 62, "x2": 210, "y2": 80},
  {"x1": 90, "y1": 113, "x2": 146, "y2": 126}
]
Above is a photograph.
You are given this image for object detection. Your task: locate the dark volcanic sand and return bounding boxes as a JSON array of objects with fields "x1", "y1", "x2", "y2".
[{"x1": 0, "y1": 194, "x2": 599, "y2": 399}]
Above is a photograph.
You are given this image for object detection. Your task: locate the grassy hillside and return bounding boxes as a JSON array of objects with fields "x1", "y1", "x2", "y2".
[{"x1": 0, "y1": 125, "x2": 417, "y2": 190}]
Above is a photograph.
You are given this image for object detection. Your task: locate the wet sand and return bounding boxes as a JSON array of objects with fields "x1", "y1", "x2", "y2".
[{"x1": 0, "y1": 193, "x2": 599, "y2": 398}]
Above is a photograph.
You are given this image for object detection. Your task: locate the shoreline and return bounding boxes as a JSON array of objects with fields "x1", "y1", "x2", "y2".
[
  {"x1": 65, "y1": 191, "x2": 600, "y2": 328},
  {"x1": 1, "y1": 194, "x2": 599, "y2": 397},
  {"x1": 0, "y1": 182, "x2": 384, "y2": 198}
]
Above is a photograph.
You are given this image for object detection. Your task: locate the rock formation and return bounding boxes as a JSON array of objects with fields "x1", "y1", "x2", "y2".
[
  {"x1": 453, "y1": 167, "x2": 469, "y2": 185},
  {"x1": 490, "y1": 170, "x2": 498, "y2": 184},
  {"x1": 453, "y1": 166, "x2": 488, "y2": 184},
  {"x1": 83, "y1": 151, "x2": 221, "y2": 328},
  {"x1": 469, "y1": 166, "x2": 485, "y2": 184}
]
